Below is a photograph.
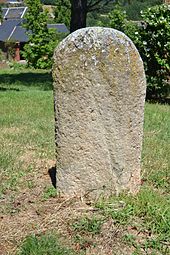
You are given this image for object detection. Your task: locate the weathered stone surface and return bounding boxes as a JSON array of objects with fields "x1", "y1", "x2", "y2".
[{"x1": 53, "y1": 27, "x2": 146, "y2": 198}]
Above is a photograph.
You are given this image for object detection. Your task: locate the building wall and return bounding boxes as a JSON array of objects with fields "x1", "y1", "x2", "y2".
[
  {"x1": 0, "y1": 41, "x2": 24, "y2": 61},
  {"x1": 0, "y1": 41, "x2": 8, "y2": 61},
  {"x1": 164, "y1": 0, "x2": 170, "y2": 4}
]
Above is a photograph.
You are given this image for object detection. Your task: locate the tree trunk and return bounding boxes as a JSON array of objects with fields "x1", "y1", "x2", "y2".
[{"x1": 70, "y1": 0, "x2": 87, "y2": 33}]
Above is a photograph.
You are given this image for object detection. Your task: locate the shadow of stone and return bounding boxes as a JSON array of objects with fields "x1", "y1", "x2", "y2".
[{"x1": 48, "y1": 166, "x2": 57, "y2": 189}]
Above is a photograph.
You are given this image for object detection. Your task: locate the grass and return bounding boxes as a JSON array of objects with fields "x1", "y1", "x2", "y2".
[
  {"x1": 0, "y1": 69, "x2": 55, "y2": 197},
  {"x1": 143, "y1": 103, "x2": 170, "y2": 192},
  {"x1": 96, "y1": 186, "x2": 170, "y2": 253},
  {"x1": 0, "y1": 68, "x2": 169, "y2": 255},
  {"x1": 0, "y1": 68, "x2": 53, "y2": 91},
  {"x1": 42, "y1": 186, "x2": 58, "y2": 200},
  {"x1": 16, "y1": 233, "x2": 76, "y2": 255},
  {"x1": 72, "y1": 216, "x2": 104, "y2": 235}
]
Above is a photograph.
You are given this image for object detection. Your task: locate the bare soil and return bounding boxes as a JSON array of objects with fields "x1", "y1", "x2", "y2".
[{"x1": 0, "y1": 157, "x2": 135, "y2": 255}]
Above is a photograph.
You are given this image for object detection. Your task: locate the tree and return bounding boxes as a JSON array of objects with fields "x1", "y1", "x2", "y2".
[
  {"x1": 120, "y1": 0, "x2": 163, "y2": 20},
  {"x1": 54, "y1": 0, "x2": 71, "y2": 28},
  {"x1": 109, "y1": 4, "x2": 127, "y2": 31},
  {"x1": 70, "y1": 0, "x2": 116, "y2": 32},
  {"x1": 23, "y1": 0, "x2": 58, "y2": 69},
  {"x1": 54, "y1": 0, "x2": 115, "y2": 32}
]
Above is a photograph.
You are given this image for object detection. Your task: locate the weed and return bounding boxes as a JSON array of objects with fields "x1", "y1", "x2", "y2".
[
  {"x1": 123, "y1": 234, "x2": 136, "y2": 246},
  {"x1": 43, "y1": 186, "x2": 58, "y2": 200},
  {"x1": 27, "y1": 180, "x2": 35, "y2": 189},
  {"x1": 17, "y1": 233, "x2": 75, "y2": 255},
  {"x1": 72, "y1": 216, "x2": 104, "y2": 235}
]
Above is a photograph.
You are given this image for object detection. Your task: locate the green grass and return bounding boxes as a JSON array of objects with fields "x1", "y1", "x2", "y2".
[
  {"x1": 96, "y1": 186, "x2": 170, "y2": 243},
  {"x1": 0, "y1": 68, "x2": 169, "y2": 254},
  {"x1": 0, "y1": 69, "x2": 55, "y2": 197},
  {"x1": 0, "y1": 69, "x2": 53, "y2": 91},
  {"x1": 42, "y1": 186, "x2": 58, "y2": 200},
  {"x1": 143, "y1": 103, "x2": 170, "y2": 192},
  {"x1": 17, "y1": 233, "x2": 76, "y2": 255},
  {"x1": 72, "y1": 216, "x2": 104, "y2": 235}
]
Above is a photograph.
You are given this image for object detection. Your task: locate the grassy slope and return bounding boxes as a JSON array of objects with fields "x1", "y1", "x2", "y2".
[{"x1": 0, "y1": 69, "x2": 169, "y2": 255}]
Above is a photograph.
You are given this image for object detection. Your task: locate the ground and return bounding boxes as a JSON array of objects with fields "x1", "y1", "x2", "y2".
[{"x1": 0, "y1": 69, "x2": 169, "y2": 255}]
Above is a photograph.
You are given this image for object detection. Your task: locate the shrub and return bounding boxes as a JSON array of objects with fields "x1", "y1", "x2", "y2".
[
  {"x1": 123, "y1": 0, "x2": 162, "y2": 21},
  {"x1": 109, "y1": 4, "x2": 170, "y2": 99},
  {"x1": 23, "y1": 0, "x2": 59, "y2": 69},
  {"x1": 109, "y1": 4, "x2": 127, "y2": 32},
  {"x1": 54, "y1": 0, "x2": 71, "y2": 29},
  {"x1": 138, "y1": 4, "x2": 170, "y2": 98}
]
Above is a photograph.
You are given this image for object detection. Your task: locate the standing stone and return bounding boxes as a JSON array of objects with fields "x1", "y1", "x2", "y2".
[{"x1": 53, "y1": 27, "x2": 146, "y2": 198}]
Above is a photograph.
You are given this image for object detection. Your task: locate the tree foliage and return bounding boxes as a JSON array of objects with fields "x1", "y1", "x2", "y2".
[
  {"x1": 54, "y1": 0, "x2": 115, "y2": 32},
  {"x1": 53, "y1": 0, "x2": 163, "y2": 32},
  {"x1": 138, "y1": 4, "x2": 170, "y2": 98},
  {"x1": 109, "y1": 4, "x2": 127, "y2": 31},
  {"x1": 109, "y1": 3, "x2": 170, "y2": 99},
  {"x1": 41, "y1": 0, "x2": 56, "y2": 4},
  {"x1": 122, "y1": 0, "x2": 163, "y2": 20},
  {"x1": 23, "y1": 0, "x2": 58, "y2": 69},
  {"x1": 54, "y1": 0, "x2": 71, "y2": 28}
]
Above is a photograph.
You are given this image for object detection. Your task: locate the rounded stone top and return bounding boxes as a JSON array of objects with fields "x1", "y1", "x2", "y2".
[{"x1": 53, "y1": 27, "x2": 141, "y2": 61}]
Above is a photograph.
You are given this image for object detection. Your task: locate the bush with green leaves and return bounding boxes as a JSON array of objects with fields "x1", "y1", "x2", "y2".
[
  {"x1": 23, "y1": 0, "x2": 58, "y2": 69},
  {"x1": 54, "y1": 0, "x2": 71, "y2": 29},
  {"x1": 109, "y1": 4, "x2": 138, "y2": 37},
  {"x1": 23, "y1": 29, "x2": 58, "y2": 69},
  {"x1": 123, "y1": 0, "x2": 162, "y2": 21},
  {"x1": 137, "y1": 4, "x2": 170, "y2": 98},
  {"x1": 109, "y1": 4, "x2": 127, "y2": 32},
  {"x1": 109, "y1": 4, "x2": 170, "y2": 99}
]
